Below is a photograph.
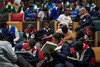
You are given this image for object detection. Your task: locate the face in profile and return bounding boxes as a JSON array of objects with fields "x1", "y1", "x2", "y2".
[
  {"x1": 26, "y1": 42, "x2": 32, "y2": 51},
  {"x1": 79, "y1": 8, "x2": 88, "y2": 16},
  {"x1": 52, "y1": 37, "x2": 58, "y2": 44}
]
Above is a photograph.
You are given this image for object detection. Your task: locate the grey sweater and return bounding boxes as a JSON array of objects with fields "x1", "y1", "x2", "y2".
[{"x1": 0, "y1": 41, "x2": 19, "y2": 67}]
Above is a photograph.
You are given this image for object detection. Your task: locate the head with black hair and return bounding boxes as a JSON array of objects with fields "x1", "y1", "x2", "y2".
[
  {"x1": 61, "y1": 25, "x2": 68, "y2": 34},
  {"x1": 27, "y1": 24, "x2": 34, "y2": 33},
  {"x1": 43, "y1": 19, "x2": 50, "y2": 30},
  {"x1": 64, "y1": 8, "x2": 70, "y2": 16},
  {"x1": 28, "y1": 4, "x2": 33, "y2": 11},
  {"x1": 78, "y1": 37, "x2": 85, "y2": 43},
  {"x1": 4, "y1": 34, "x2": 14, "y2": 47},
  {"x1": 52, "y1": 33, "x2": 64, "y2": 44},
  {"x1": 57, "y1": 6, "x2": 63, "y2": 13},
  {"x1": 95, "y1": 6, "x2": 99, "y2": 11},
  {"x1": 1, "y1": 22, "x2": 9, "y2": 30},
  {"x1": 75, "y1": 30, "x2": 84, "y2": 41},
  {"x1": 74, "y1": 41, "x2": 84, "y2": 53},
  {"x1": 72, "y1": 3, "x2": 77, "y2": 10},
  {"x1": 26, "y1": 39, "x2": 36, "y2": 51}
]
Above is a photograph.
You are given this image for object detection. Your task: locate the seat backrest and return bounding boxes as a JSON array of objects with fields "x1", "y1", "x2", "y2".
[
  {"x1": 95, "y1": 31, "x2": 100, "y2": 47},
  {"x1": 17, "y1": 32, "x2": 23, "y2": 43},
  {"x1": 7, "y1": 21, "x2": 22, "y2": 32},
  {"x1": 22, "y1": 21, "x2": 37, "y2": 31},
  {"x1": 92, "y1": 47, "x2": 100, "y2": 63},
  {"x1": 10, "y1": 13, "x2": 24, "y2": 22},
  {"x1": 72, "y1": 21, "x2": 79, "y2": 30},
  {"x1": 0, "y1": 14, "x2": 8, "y2": 21},
  {"x1": 92, "y1": 20, "x2": 100, "y2": 31}
]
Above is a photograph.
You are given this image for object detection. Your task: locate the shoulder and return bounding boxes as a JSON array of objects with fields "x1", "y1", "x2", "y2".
[
  {"x1": 25, "y1": 10, "x2": 29, "y2": 13},
  {"x1": 63, "y1": 42, "x2": 70, "y2": 48},
  {"x1": 0, "y1": 41, "x2": 12, "y2": 48},
  {"x1": 85, "y1": 48, "x2": 95, "y2": 55},
  {"x1": 68, "y1": 29, "x2": 73, "y2": 34}
]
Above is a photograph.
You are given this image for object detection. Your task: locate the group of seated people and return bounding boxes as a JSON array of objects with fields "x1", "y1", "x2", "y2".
[
  {"x1": 0, "y1": 17, "x2": 96, "y2": 67},
  {"x1": 0, "y1": 0, "x2": 99, "y2": 67},
  {"x1": 0, "y1": 0, "x2": 100, "y2": 21}
]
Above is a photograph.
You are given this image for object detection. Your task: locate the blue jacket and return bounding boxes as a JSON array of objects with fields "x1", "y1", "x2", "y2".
[
  {"x1": 1, "y1": 25, "x2": 16, "y2": 39},
  {"x1": 51, "y1": 42, "x2": 70, "y2": 64},
  {"x1": 45, "y1": 3, "x2": 55, "y2": 10},
  {"x1": 25, "y1": 9, "x2": 37, "y2": 20},
  {"x1": 50, "y1": 7, "x2": 62, "y2": 20},
  {"x1": 69, "y1": 47, "x2": 96, "y2": 67},
  {"x1": 70, "y1": 9, "x2": 79, "y2": 21}
]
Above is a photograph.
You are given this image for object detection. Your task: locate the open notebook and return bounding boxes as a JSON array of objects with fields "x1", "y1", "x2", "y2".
[{"x1": 41, "y1": 41, "x2": 58, "y2": 54}]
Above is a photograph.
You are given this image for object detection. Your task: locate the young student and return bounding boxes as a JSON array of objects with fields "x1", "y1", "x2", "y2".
[
  {"x1": 16, "y1": 39, "x2": 44, "y2": 66},
  {"x1": 0, "y1": 33, "x2": 34, "y2": 67},
  {"x1": 1, "y1": 22, "x2": 19, "y2": 44},
  {"x1": 23, "y1": 24, "x2": 37, "y2": 41},
  {"x1": 17, "y1": 2, "x2": 27, "y2": 13},
  {"x1": 75, "y1": 7, "x2": 92, "y2": 31},
  {"x1": 24, "y1": 4, "x2": 37, "y2": 21},
  {"x1": 56, "y1": 25, "x2": 74, "y2": 45},
  {"x1": 44, "y1": 33, "x2": 70, "y2": 67},
  {"x1": 35, "y1": 20, "x2": 54, "y2": 48},
  {"x1": 68, "y1": 41, "x2": 96, "y2": 67},
  {"x1": 2, "y1": 2, "x2": 16, "y2": 14},
  {"x1": 57, "y1": 8, "x2": 72, "y2": 28},
  {"x1": 0, "y1": 33, "x2": 18, "y2": 67}
]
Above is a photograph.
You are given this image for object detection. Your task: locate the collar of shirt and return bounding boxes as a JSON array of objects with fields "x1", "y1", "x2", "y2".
[
  {"x1": 44, "y1": 28, "x2": 50, "y2": 32},
  {"x1": 58, "y1": 40, "x2": 64, "y2": 46}
]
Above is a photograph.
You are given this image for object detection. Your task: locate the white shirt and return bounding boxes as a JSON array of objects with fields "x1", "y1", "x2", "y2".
[
  {"x1": 57, "y1": 14, "x2": 72, "y2": 27},
  {"x1": 38, "y1": 11, "x2": 45, "y2": 19},
  {"x1": 9, "y1": 25, "x2": 20, "y2": 44}
]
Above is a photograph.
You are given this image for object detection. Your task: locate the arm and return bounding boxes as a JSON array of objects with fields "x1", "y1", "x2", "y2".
[
  {"x1": 14, "y1": 27, "x2": 20, "y2": 43},
  {"x1": 64, "y1": 30, "x2": 74, "y2": 40},
  {"x1": 51, "y1": 44, "x2": 70, "y2": 61},
  {"x1": 80, "y1": 16, "x2": 91, "y2": 27},
  {"x1": 68, "y1": 48, "x2": 95, "y2": 65},
  {"x1": 79, "y1": 48, "x2": 95, "y2": 65},
  {"x1": 4, "y1": 41, "x2": 17, "y2": 63}
]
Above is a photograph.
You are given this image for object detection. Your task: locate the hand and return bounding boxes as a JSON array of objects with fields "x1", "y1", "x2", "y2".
[
  {"x1": 49, "y1": 48, "x2": 55, "y2": 53},
  {"x1": 34, "y1": 13, "x2": 37, "y2": 16},
  {"x1": 21, "y1": 49, "x2": 26, "y2": 51},
  {"x1": 43, "y1": 34, "x2": 47, "y2": 38}
]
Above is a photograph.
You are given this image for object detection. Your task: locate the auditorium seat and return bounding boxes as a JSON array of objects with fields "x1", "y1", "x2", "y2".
[
  {"x1": 7, "y1": 21, "x2": 22, "y2": 32},
  {"x1": 10, "y1": 13, "x2": 24, "y2": 22},
  {"x1": 95, "y1": 31, "x2": 100, "y2": 47},
  {"x1": 92, "y1": 20, "x2": 100, "y2": 31},
  {"x1": 72, "y1": 21, "x2": 79, "y2": 30},
  {"x1": 17, "y1": 32, "x2": 23, "y2": 44},
  {"x1": 22, "y1": 21, "x2": 38, "y2": 31},
  {"x1": 0, "y1": 14, "x2": 8, "y2": 21},
  {"x1": 92, "y1": 47, "x2": 100, "y2": 63}
]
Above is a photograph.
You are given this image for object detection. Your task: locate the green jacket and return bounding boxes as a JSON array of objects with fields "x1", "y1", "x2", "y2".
[{"x1": 2, "y1": 5, "x2": 16, "y2": 14}]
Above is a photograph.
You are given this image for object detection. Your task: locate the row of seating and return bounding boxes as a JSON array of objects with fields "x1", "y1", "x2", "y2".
[
  {"x1": 0, "y1": 13, "x2": 24, "y2": 22},
  {"x1": 7, "y1": 20, "x2": 40, "y2": 32},
  {"x1": 7, "y1": 19, "x2": 100, "y2": 47},
  {"x1": 7, "y1": 19, "x2": 100, "y2": 64}
]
